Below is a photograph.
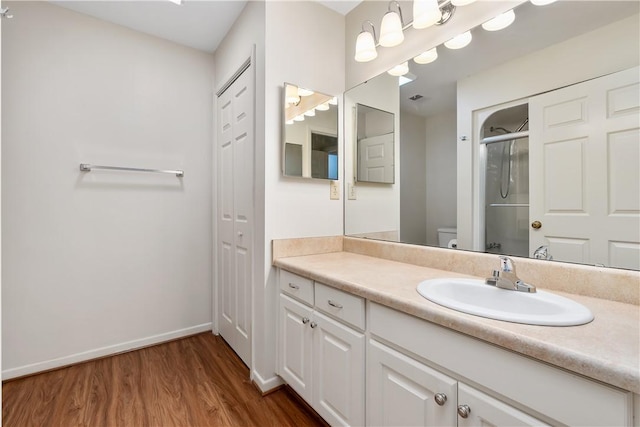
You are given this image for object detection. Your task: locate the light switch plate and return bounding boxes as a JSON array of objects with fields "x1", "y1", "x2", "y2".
[
  {"x1": 330, "y1": 180, "x2": 340, "y2": 200},
  {"x1": 348, "y1": 183, "x2": 357, "y2": 200}
]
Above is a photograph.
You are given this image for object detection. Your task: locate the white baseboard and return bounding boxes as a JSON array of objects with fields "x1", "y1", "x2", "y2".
[
  {"x1": 2, "y1": 323, "x2": 212, "y2": 381},
  {"x1": 251, "y1": 369, "x2": 284, "y2": 393}
]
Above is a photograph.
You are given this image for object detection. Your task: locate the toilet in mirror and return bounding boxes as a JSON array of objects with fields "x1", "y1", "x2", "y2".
[{"x1": 344, "y1": 1, "x2": 640, "y2": 270}]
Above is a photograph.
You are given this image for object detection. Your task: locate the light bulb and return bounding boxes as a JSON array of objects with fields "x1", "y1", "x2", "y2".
[
  {"x1": 414, "y1": 47, "x2": 438, "y2": 65},
  {"x1": 285, "y1": 85, "x2": 300, "y2": 105},
  {"x1": 316, "y1": 102, "x2": 330, "y2": 111},
  {"x1": 304, "y1": 109, "x2": 316, "y2": 117},
  {"x1": 298, "y1": 88, "x2": 314, "y2": 97},
  {"x1": 444, "y1": 31, "x2": 472, "y2": 49},
  {"x1": 354, "y1": 30, "x2": 378, "y2": 62},
  {"x1": 379, "y1": 11, "x2": 404, "y2": 47},
  {"x1": 286, "y1": 119, "x2": 294, "y2": 125},
  {"x1": 293, "y1": 115, "x2": 305, "y2": 122},
  {"x1": 329, "y1": 97, "x2": 338, "y2": 106},
  {"x1": 482, "y1": 10, "x2": 515, "y2": 31},
  {"x1": 530, "y1": 0, "x2": 557, "y2": 5},
  {"x1": 451, "y1": 0, "x2": 476, "y2": 5},
  {"x1": 387, "y1": 62, "x2": 409, "y2": 77},
  {"x1": 413, "y1": 0, "x2": 441, "y2": 30}
]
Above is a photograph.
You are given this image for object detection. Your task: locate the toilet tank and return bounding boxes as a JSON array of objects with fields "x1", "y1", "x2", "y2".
[{"x1": 437, "y1": 227, "x2": 457, "y2": 248}]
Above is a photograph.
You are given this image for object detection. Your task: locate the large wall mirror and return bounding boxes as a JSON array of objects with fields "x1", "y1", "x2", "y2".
[
  {"x1": 344, "y1": 1, "x2": 640, "y2": 270},
  {"x1": 283, "y1": 83, "x2": 339, "y2": 180}
]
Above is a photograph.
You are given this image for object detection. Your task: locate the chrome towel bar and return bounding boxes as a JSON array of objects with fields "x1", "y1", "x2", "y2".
[{"x1": 79, "y1": 163, "x2": 184, "y2": 177}]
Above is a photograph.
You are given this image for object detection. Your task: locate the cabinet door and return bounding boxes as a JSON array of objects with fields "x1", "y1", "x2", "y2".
[
  {"x1": 313, "y1": 311, "x2": 365, "y2": 427},
  {"x1": 279, "y1": 294, "x2": 313, "y2": 402},
  {"x1": 367, "y1": 339, "x2": 457, "y2": 427},
  {"x1": 457, "y1": 383, "x2": 550, "y2": 427}
]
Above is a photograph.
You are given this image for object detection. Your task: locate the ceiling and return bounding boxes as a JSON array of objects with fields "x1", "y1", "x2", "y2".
[
  {"x1": 398, "y1": 1, "x2": 640, "y2": 117},
  {"x1": 52, "y1": 0, "x2": 362, "y2": 54}
]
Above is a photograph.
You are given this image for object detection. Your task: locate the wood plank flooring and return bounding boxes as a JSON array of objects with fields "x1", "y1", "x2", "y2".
[{"x1": 2, "y1": 332, "x2": 327, "y2": 427}]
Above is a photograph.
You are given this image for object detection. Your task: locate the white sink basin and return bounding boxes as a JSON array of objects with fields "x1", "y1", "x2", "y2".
[{"x1": 417, "y1": 278, "x2": 594, "y2": 326}]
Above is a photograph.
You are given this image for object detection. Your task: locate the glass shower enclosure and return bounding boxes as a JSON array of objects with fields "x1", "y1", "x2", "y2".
[{"x1": 483, "y1": 104, "x2": 530, "y2": 258}]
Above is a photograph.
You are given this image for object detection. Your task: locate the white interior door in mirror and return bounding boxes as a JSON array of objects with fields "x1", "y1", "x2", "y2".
[
  {"x1": 358, "y1": 133, "x2": 394, "y2": 184},
  {"x1": 529, "y1": 66, "x2": 640, "y2": 269}
]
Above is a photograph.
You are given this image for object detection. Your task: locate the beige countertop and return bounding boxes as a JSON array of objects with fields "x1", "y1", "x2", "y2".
[{"x1": 274, "y1": 251, "x2": 640, "y2": 394}]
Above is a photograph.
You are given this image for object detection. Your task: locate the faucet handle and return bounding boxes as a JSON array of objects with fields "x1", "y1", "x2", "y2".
[{"x1": 499, "y1": 256, "x2": 515, "y2": 273}]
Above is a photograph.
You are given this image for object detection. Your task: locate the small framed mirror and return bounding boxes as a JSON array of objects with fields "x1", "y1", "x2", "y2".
[
  {"x1": 355, "y1": 103, "x2": 395, "y2": 184},
  {"x1": 283, "y1": 83, "x2": 339, "y2": 180}
]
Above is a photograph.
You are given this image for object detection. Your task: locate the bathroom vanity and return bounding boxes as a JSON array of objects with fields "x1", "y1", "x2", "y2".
[{"x1": 273, "y1": 237, "x2": 639, "y2": 426}]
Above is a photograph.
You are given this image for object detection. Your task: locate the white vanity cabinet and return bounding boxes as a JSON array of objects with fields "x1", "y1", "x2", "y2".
[
  {"x1": 370, "y1": 302, "x2": 633, "y2": 427},
  {"x1": 367, "y1": 338, "x2": 548, "y2": 427},
  {"x1": 278, "y1": 270, "x2": 365, "y2": 427}
]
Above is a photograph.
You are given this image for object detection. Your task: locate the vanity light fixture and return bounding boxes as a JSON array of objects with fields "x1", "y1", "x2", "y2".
[
  {"x1": 482, "y1": 9, "x2": 515, "y2": 32},
  {"x1": 379, "y1": 1, "x2": 404, "y2": 47},
  {"x1": 329, "y1": 97, "x2": 338, "y2": 106},
  {"x1": 444, "y1": 30, "x2": 472, "y2": 49},
  {"x1": 451, "y1": 0, "x2": 476, "y2": 6},
  {"x1": 285, "y1": 119, "x2": 294, "y2": 125},
  {"x1": 530, "y1": 0, "x2": 557, "y2": 5},
  {"x1": 354, "y1": 21, "x2": 378, "y2": 62},
  {"x1": 304, "y1": 108, "x2": 316, "y2": 117},
  {"x1": 285, "y1": 85, "x2": 300, "y2": 105},
  {"x1": 388, "y1": 61, "x2": 409, "y2": 77},
  {"x1": 297, "y1": 88, "x2": 314, "y2": 97},
  {"x1": 316, "y1": 102, "x2": 330, "y2": 111},
  {"x1": 293, "y1": 115, "x2": 305, "y2": 122},
  {"x1": 414, "y1": 47, "x2": 438, "y2": 64},
  {"x1": 413, "y1": 0, "x2": 441, "y2": 30}
]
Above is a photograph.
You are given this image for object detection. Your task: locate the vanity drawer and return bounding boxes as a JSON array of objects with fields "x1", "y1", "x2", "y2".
[
  {"x1": 280, "y1": 270, "x2": 314, "y2": 306},
  {"x1": 314, "y1": 282, "x2": 365, "y2": 331}
]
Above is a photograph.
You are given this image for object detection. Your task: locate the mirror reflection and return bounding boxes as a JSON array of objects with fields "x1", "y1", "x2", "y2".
[
  {"x1": 344, "y1": 1, "x2": 640, "y2": 270},
  {"x1": 283, "y1": 83, "x2": 338, "y2": 180},
  {"x1": 356, "y1": 104, "x2": 395, "y2": 184}
]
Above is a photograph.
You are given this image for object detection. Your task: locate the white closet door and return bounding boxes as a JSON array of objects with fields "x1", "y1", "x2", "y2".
[
  {"x1": 529, "y1": 67, "x2": 639, "y2": 269},
  {"x1": 217, "y1": 65, "x2": 254, "y2": 366}
]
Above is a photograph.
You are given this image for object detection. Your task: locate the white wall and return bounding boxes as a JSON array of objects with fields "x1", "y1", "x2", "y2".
[
  {"x1": 425, "y1": 110, "x2": 457, "y2": 246},
  {"x1": 262, "y1": 0, "x2": 345, "y2": 389},
  {"x1": 1, "y1": 1, "x2": 215, "y2": 378},
  {"x1": 399, "y1": 112, "x2": 426, "y2": 245},
  {"x1": 456, "y1": 14, "x2": 640, "y2": 252},
  {"x1": 344, "y1": 73, "x2": 400, "y2": 237}
]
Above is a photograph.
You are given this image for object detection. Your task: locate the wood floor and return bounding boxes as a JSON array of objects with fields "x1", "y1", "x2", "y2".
[{"x1": 2, "y1": 333, "x2": 327, "y2": 427}]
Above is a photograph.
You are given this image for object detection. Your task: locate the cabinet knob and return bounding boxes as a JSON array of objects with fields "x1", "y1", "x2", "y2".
[
  {"x1": 434, "y1": 393, "x2": 447, "y2": 406},
  {"x1": 310, "y1": 321, "x2": 318, "y2": 329},
  {"x1": 457, "y1": 404, "x2": 471, "y2": 419},
  {"x1": 301, "y1": 317, "x2": 310, "y2": 325}
]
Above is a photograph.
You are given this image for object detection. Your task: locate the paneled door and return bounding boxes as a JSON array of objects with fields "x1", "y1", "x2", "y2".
[
  {"x1": 529, "y1": 67, "x2": 639, "y2": 269},
  {"x1": 217, "y1": 63, "x2": 254, "y2": 366},
  {"x1": 358, "y1": 133, "x2": 394, "y2": 183}
]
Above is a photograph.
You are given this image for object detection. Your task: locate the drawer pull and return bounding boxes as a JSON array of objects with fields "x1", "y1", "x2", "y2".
[
  {"x1": 288, "y1": 283, "x2": 300, "y2": 290},
  {"x1": 310, "y1": 321, "x2": 318, "y2": 329},
  {"x1": 302, "y1": 317, "x2": 310, "y2": 325},
  {"x1": 457, "y1": 405, "x2": 471, "y2": 419},
  {"x1": 328, "y1": 300, "x2": 343, "y2": 309},
  {"x1": 434, "y1": 393, "x2": 447, "y2": 406}
]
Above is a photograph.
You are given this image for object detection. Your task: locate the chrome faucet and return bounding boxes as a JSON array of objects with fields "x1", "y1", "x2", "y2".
[
  {"x1": 486, "y1": 256, "x2": 536, "y2": 293},
  {"x1": 533, "y1": 245, "x2": 553, "y2": 260}
]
